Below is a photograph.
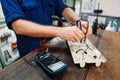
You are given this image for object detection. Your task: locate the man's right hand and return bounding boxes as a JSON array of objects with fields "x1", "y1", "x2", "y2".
[{"x1": 56, "y1": 26, "x2": 85, "y2": 42}]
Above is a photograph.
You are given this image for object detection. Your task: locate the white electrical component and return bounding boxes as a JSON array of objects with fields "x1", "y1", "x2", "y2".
[
  {"x1": 0, "y1": 24, "x2": 19, "y2": 67},
  {"x1": 67, "y1": 38, "x2": 106, "y2": 68}
]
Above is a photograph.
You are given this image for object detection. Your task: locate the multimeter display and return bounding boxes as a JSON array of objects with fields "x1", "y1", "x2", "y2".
[
  {"x1": 34, "y1": 51, "x2": 67, "y2": 77},
  {"x1": 48, "y1": 61, "x2": 65, "y2": 71}
]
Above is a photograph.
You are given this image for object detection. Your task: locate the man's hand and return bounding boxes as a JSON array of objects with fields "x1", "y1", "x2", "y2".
[
  {"x1": 56, "y1": 26, "x2": 85, "y2": 42},
  {"x1": 78, "y1": 20, "x2": 92, "y2": 37},
  {"x1": 56, "y1": 21, "x2": 92, "y2": 42}
]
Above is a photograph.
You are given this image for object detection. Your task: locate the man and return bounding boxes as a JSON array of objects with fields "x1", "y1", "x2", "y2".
[{"x1": 1, "y1": 0, "x2": 92, "y2": 57}]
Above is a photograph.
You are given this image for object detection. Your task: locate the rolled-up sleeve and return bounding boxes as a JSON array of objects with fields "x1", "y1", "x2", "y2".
[
  {"x1": 1, "y1": 0, "x2": 26, "y2": 29},
  {"x1": 55, "y1": 0, "x2": 68, "y2": 18}
]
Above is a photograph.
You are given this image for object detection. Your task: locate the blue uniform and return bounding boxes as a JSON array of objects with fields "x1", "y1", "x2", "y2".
[{"x1": 1, "y1": 0, "x2": 68, "y2": 57}]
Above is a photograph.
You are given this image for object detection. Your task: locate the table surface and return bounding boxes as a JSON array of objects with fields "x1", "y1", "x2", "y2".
[{"x1": 0, "y1": 29, "x2": 120, "y2": 80}]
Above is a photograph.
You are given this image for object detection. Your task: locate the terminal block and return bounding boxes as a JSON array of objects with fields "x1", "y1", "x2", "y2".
[{"x1": 67, "y1": 38, "x2": 106, "y2": 68}]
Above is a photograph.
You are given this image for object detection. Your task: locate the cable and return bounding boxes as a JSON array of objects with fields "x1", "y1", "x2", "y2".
[
  {"x1": 23, "y1": 57, "x2": 38, "y2": 67},
  {"x1": 30, "y1": 38, "x2": 50, "y2": 53},
  {"x1": 24, "y1": 38, "x2": 50, "y2": 67}
]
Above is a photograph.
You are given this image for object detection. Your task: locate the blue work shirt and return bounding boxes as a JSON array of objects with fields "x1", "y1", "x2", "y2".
[{"x1": 1, "y1": 0, "x2": 68, "y2": 57}]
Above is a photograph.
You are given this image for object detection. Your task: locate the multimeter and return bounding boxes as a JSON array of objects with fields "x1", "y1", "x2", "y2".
[{"x1": 34, "y1": 51, "x2": 67, "y2": 77}]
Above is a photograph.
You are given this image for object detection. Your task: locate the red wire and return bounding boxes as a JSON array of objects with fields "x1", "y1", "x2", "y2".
[{"x1": 30, "y1": 38, "x2": 51, "y2": 52}]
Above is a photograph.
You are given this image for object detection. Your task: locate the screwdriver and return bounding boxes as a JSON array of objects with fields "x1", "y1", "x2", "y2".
[
  {"x1": 76, "y1": 19, "x2": 89, "y2": 43},
  {"x1": 83, "y1": 21, "x2": 89, "y2": 43},
  {"x1": 76, "y1": 19, "x2": 82, "y2": 43}
]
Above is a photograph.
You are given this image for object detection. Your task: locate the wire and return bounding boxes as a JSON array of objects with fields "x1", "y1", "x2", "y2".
[
  {"x1": 24, "y1": 38, "x2": 51, "y2": 67},
  {"x1": 23, "y1": 57, "x2": 38, "y2": 67},
  {"x1": 30, "y1": 38, "x2": 50, "y2": 53},
  {"x1": 76, "y1": 43, "x2": 92, "y2": 54}
]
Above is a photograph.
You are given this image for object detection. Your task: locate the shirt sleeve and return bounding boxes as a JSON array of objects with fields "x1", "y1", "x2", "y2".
[
  {"x1": 1, "y1": 0, "x2": 26, "y2": 30},
  {"x1": 55, "y1": 0, "x2": 68, "y2": 18}
]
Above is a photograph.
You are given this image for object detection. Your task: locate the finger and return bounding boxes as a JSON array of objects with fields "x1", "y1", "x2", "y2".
[
  {"x1": 82, "y1": 22, "x2": 92, "y2": 37},
  {"x1": 81, "y1": 27, "x2": 87, "y2": 34},
  {"x1": 73, "y1": 34, "x2": 80, "y2": 42},
  {"x1": 85, "y1": 25, "x2": 92, "y2": 37},
  {"x1": 75, "y1": 28, "x2": 85, "y2": 40},
  {"x1": 70, "y1": 27, "x2": 84, "y2": 42},
  {"x1": 81, "y1": 21, "x2": 88, "y2": 28}
]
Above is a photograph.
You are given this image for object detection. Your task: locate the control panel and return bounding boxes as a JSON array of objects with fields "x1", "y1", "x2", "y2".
[{"x1": 0, "y1": 25, "x2": 19, "y2": 68}]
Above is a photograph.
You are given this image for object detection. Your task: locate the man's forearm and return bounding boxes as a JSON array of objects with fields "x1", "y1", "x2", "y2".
[
  {"x1": 62, "y1": 7, "x2": 79, "y2": 22},
  {"x1": 11, "y1": 19, "x2": 60, "y2": 37}
]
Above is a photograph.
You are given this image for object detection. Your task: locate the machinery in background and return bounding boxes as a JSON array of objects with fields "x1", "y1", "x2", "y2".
[
  {"x1": 111, "y1": 19, "x2": 118, "y2": 32},
  {"x1": 0, "y1": 24, "x2": 19, "y2": 69},
  {"x1": 92, "y1": 3, "x2": 103, "y2": 34},
  {"x1": 105, "y1": 19, "x2": 119, "y2": 32},
  {"x1": 64, "y1": 0, "x2": 76, "y2": 10}
]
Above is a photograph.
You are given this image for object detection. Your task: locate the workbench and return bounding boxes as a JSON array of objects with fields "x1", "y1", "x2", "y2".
[{"x1": 0, "y1": 29, "x2": 120, "y2": 80}]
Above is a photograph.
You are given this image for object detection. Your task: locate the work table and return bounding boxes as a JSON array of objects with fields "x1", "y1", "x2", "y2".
[{"x1": 0, "y1": 29, "x2": 120, "y2": 80}]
